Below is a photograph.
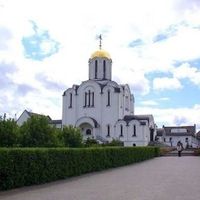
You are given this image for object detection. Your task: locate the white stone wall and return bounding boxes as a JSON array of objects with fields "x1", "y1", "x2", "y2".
[{"x1": 157, "y1": 135, "x2": 199, "y2": 148}]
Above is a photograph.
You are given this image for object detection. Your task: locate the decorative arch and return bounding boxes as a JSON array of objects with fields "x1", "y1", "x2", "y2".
[{"x1": 75, "y1": 116, "x2": 99, "y2": 128}]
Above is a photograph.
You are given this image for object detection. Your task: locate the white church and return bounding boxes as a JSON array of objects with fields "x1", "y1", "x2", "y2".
[{"x1": 62, "y1": 37, "x2": 156, "y2": 146}]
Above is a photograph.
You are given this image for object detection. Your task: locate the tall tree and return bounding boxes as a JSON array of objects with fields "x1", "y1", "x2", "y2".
[
  {"x1": 0, "y1": 115, "x2": 19, "y2": 147},
  {"x1": 19, "y1": 115, "x2": 58, "y2": 147}
]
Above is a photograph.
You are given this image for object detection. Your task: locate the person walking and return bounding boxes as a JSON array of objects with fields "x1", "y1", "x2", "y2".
[{"x1": 177, "y1": 141, "x2": 182, "y2": 157}]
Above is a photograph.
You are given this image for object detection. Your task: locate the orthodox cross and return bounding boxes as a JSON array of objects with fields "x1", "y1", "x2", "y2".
[{"x1": 99, "y1": 34, "x2": 102, "y2": 50}]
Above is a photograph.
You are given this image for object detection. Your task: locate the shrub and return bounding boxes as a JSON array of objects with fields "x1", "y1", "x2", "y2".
[
  {"x1": 0, "y1": 116, "x2": 19, "y2": 147},
  {"x1": 60, "y1": 126, "x2": 83, "y2": 147},
  {"x1": 19, "y1": 115, "x2": 58, "y2": 147},
  {"x1": 0, "y1": 147, "x2": 159, "y2": 190}
]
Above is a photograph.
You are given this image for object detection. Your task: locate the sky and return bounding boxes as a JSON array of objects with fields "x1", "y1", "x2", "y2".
[{"x1": 0, "y1": 0, "x2": 200, "y2": 130}]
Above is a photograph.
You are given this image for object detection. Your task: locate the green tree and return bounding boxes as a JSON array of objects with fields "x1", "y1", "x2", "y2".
[
  {"x1": 0, "y1": 115, "x2": 19, "y2": 147},
  {"x1": 19, "y1": 115, "x2": 58, "y2": 147},
  {"x1": 60, "y1": 126, "x2": 83, "y2": 147}
]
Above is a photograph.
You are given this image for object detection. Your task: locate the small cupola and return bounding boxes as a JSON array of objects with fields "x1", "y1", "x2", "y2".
[{"x1": 88, "y1": 35, "x2": 112, "y2": 81}]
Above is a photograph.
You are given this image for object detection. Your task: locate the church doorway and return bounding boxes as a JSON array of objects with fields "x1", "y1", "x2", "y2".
[{"x1": 79, "y1": 123, "x2": 94, "y2": 139}]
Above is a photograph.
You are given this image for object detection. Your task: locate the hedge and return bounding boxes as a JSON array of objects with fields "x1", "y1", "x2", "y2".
[{"x1": 0, "y1": 147, "x2": 159, "y2": 190}]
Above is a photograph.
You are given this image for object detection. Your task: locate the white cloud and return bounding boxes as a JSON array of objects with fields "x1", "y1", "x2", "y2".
[
  {"x1": 173, "y1": 63, "x2": 200, "y2": 86},
  {"x1": 140, "y1": 100, "x2": 158, "y2": 106},
  {"x1": 153, "y1": 77, "x2": 182, "y2": 90}
]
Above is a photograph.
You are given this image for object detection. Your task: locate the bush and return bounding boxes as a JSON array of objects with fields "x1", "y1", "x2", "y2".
[
  {"x1": 19, "y1": 115, "x2": 59, "y2": 147},
  {"x1": 84, "y1": 138, "x2": 99, "y2": 147},
  {"x1": 60, "y1": 126, "x2": 83, "y2": 147},
  {"x1": 194, "y1": 148, "x2": 200, "y2": 156},
  {"x1": 105, "y1": 139, "x2": 124, "y2": 146},
  {"x1": 0, "y1": 116, "x2": 19, "y2": 147},
  {"x1": 0, "y1": 147, "x2": 159, "y2": 190}
]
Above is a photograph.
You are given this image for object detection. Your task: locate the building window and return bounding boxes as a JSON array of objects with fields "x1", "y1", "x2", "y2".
[
  {"x1": 91, "y1": 92, "x2": 94, "y2": 107},
  {"x1": 84, "y1": 90, "x2": 94, "y2": 107},
  {"x1": 163, "y1": 138, "x2": 166, "y2": 142},
  {"x1": 107, "y1": 90, "x2": 110, "y2": 106},
  {"x1": 169, "y1": 137, "x2": 172, "y2": 141},
  {"x1": 120, "y1": 125, "x2": 123, "y2": 137},
  {"x1": 103, "y1": 60, "x2": 106, "y2": 79},
  {"x1": 132, "y1": 125, "x2": 136, "y2": 136},
  {"x1": 69, "y1": 93, "x2": 72, "y2": 108},
  {"x1": 88, "y1": 90, "x2": 91, "y2": 106},
  {"x1": 107, "y1": 125, "x2": 110, "y2": 137},
  {"x1": 84, "y1": 92, "x2": 87, "y2": 107},
  {"x1": 95, "y1": 60, "x2": 98, "y2": 79},
  {"x1": 86, "y1": 129, "x2": 91, "y2": 135}
]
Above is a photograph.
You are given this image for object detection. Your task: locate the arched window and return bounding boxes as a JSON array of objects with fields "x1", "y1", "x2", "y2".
[
  {"x1": 86, "y1": 129, "x2": 91, "y2": 135},
  {"x1": 120, "y1": 125, "x2": 123, "y2": 137},
  {"x1": 107, "y1": 125, "x2": 110, "y2": 137},
  {"x1": 133, "y1": 125, "x2": 136, "y2": 136},
  {"x1": 84, "y1": 92, "x2": 87, "y2": 107},
  {"x1": 91, "y1": 92, "x2": 94, "y2": 107},
  {"x1": 95, "y1": 60, "x2": 98, "y2": 79},
  {"x1": 88, "y1": 90, "x2": 91, "y2": 106},
  {"x1": 107, "y1": 90, "x2": 110, "y2": 106},
  {"x1": 103, "y1": 60, "x2": 106, "y2": 79},
  {"x1": 84, "y1": 90, "x2": 94, "y2": 107},
  {"x1": 69, "y1": 93, "x2": 72, "y2": 108}
]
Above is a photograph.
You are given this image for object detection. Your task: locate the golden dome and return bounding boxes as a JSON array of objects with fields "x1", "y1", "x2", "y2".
[{"x1": 90, "y1": 49, "x2": 111, "y2": 59}]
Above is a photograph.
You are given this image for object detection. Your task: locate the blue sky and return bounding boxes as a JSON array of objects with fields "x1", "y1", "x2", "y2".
[{"x1": 0, "y1": 0, "x2": 200, "y2": 130}]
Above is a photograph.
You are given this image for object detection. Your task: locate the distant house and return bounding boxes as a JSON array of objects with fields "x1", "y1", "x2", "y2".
[
  {"x1": 17, "y1": 110, "x2": 62, "y2": 128},
  {"x1": 156, "y1": 125, "x2": 199, "y2": 148}
]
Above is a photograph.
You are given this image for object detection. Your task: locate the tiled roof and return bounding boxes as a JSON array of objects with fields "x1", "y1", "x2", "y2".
[
  {"x1": 49, "y1": 120, "x2": 62, "y2": 125},
  {"x1": 26, "y1": 110, "x2": 52, "y2": 120}
]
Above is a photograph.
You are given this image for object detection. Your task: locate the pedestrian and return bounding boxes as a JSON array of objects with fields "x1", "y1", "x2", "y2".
[{"x1": 177, "y1": 141, "x2": 182, "y2": 157}]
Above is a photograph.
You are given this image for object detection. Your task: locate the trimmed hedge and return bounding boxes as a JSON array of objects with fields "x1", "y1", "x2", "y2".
[{"x1": 0, "y1": 147, "x2": 159, "y2": 190}]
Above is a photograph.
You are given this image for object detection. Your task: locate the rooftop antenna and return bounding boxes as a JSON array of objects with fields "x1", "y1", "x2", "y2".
[{"x1": 99, "y1": 34, "x2": 102, "y2": 50}]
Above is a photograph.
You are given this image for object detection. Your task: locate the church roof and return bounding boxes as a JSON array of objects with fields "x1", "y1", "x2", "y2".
[{"x1": 90, "y1": 49, "x2": 111, "y2": 59}]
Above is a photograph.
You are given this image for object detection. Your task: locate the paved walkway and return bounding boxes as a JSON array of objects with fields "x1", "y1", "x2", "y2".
[{"x1": 1, "y1": 156, "x2": 200, "y2": 200}]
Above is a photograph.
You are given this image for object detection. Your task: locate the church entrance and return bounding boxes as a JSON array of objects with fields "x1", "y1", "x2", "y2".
[{"x1": 79, "y1": 123, "x2": 94, "y2": 139}]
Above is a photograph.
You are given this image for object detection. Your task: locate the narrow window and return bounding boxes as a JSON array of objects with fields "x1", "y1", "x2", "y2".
[
  {"x1": 88, "y1": 90, "x2": 91, "y2": 107},
  {"x1": 84, "y1": 92, "x2": 87, "y2": 107},
  {"x1": 107, "y1": 90, "x2": 110, "y2": 106},
  {"x1": 133, "y1": 125, "x2": 136, "y2": 136},
  {"x1": 95, "y1": 60, "x2": 98, "y2": 79},
  {"x1": 69, "y1": 93, "x2": 72, "y2": 108},
  {"x1": 91, "y1": 92, "x2": 94, "y2": 107},
  {"x1": 120, "y1": 125, "x2": 123, "y2": 137},
  {"x1": 107, "y1": 125, "x2": 110, "y2": 137},
  {"x1": 103, "y1": 60, "x2": 106, "y2": 79}
]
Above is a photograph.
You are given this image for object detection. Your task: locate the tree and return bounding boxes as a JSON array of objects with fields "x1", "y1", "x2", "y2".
[
  {"x1": 60, "y1": 126, "x2": 83, "y2": 147},
  {"x1": 19, "y1": 115, "x2": 58, "y2": 147},
  {"x1": 0, "y1": 115, "x2": 19, "y2": 147}
]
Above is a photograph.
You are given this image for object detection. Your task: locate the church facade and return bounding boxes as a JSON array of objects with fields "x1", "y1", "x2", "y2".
[{"x1": 62, "y1": 46, "x2": 156, "y2": 146}]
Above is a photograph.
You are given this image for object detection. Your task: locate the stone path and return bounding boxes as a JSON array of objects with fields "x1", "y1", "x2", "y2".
[{"x1": 1, "y1": 156, "x2": 200, "y2": 200}]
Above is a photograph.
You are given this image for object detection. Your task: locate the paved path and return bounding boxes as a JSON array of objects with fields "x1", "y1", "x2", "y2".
[{"x1": 1, "y1": 157, "x2": 200, "y2": 200}]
